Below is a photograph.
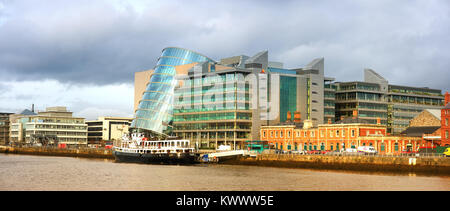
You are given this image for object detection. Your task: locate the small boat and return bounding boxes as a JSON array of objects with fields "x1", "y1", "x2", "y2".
[{"x1": 112, "y1": 133, "x2": 198, "y2": 164}]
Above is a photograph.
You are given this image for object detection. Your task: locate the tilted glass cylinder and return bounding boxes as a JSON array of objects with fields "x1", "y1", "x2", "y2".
[{"x1": 131, "y1": 47, "x2": 215, "y2": 134}]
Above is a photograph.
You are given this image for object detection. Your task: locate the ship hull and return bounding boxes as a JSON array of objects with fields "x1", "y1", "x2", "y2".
[{"x1": 113, "y1": 150, "x2": 198, "y2": 164}]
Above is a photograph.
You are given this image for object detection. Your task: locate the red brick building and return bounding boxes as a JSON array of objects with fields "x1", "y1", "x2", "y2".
[
  {"x1": 261, "y1": 114, "x2": 429, "y2": 154},
  {"x1": 441, "y1": 92, "x2": 450, "y2": 146}
]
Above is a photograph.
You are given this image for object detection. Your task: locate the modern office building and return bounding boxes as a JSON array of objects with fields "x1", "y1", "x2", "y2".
[
  {"x1": 0, "y1": 112, "x2": 13, "y2": 146},
  {"x1": 334, "y1": 69, "x2": 445, "y2": 134},
  {"x1": 134, "y1": 69, "x2": 154, "y2": 113},
  {"x1": 168, "y1": 50, "x2": 334, "y2": 150},
  {"x1": 131, "y1": 47, "x2": 215, "y2": 135},
  {"x1": 10, "y1": 106, "x2": 87, "y2": 147},
  {"x1": 86, "y1": 117, "x2": 133, "y2": 147},
  {"x1": 173, "y1": 62, "x2": 254, "y2": 150},
  {"x1": 133, "y1": 47, "x2": 335, "y2": 148}
]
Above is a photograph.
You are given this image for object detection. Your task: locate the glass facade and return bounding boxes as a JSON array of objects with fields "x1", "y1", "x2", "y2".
[
  {"x1": 173, "y1": 72, "x2": 252, "y2": 149},
  {"x1": 279, "y1": 76, "x2": 297, "y2": 122},
  {"x1": 131, "y1": 47, "x2": 215, "y2": 134},
  {"x1": 268, "y1": 67, "x2": 297, "y2": 75}
]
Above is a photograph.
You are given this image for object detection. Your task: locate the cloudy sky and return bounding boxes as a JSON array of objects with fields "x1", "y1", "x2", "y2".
[{"x1": 0, "y1": 0, "x2": 449, "y2": 120}]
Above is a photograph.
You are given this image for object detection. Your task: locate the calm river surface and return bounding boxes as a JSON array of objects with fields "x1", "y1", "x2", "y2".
[{"x1": 1, "y1": 154, "x2": 449, "y2": 191}]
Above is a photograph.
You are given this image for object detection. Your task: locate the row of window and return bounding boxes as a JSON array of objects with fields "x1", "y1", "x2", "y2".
[
  {"x1": 262, "y1": 129, "x2": 357, "y2": 139},
  {"x1": 276, "y1": 141, "x2": 409, "y2": 152}
]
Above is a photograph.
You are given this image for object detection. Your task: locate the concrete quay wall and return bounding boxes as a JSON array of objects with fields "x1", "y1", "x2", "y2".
[
  {"x1": 222, "y1": 154, "x2": 450, "y2": 175},
  {"x1": 0, "y1": 146, "x2": 114, "y2": 159}
]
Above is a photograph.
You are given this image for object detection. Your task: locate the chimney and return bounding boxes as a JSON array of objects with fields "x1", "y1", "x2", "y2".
[
  {"x1": 328, "y1": 118, "x2": 332, "y2": 124},
  {"x1": 377, "y1": 117, "x2": 381, "y2": 125},
  {"x1": 287, "y1": 111, "x2": 292, "y2": 122},
  {"x1": 445, "y1": 91, "x2": 450, "y2": 106},
  {"x1": 32, "y1": 104, "x2": 34, "y2": 113},
  {"x1": 294, "y1": 111, "x2": 301, "y2": 123},
  {"x1": 352, "y1": 110, "x2": 358, "y2": 119}
]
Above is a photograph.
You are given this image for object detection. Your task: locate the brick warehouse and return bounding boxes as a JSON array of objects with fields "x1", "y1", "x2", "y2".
[{"x1": 260, "y1": 111, "x2": 432, "y2": 154}]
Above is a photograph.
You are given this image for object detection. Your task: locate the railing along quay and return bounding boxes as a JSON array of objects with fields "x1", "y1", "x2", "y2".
[{"x1": 262, "y1": 151, "x2": 447, "y2": 158}]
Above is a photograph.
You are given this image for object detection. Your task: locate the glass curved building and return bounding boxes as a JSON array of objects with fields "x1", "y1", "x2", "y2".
[{"x1": 131, "y1": 47, "x2": 215, "y2": 134}]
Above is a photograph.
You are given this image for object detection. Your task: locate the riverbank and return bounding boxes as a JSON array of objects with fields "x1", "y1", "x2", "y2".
[
  {"x1": 1, "y1": 146, "x2": 450, "y2": 175},
  {"x1": 220, "y1": 154, "x2": 450, "y2": 176},
  {"x1": 0, "y1": 146, "x2": 113, "y2": 159}
]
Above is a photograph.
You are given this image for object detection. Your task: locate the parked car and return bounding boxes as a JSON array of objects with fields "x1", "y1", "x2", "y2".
[
  {"x1": 401, "y1": 149, "x2": 418, "y2": 154},
  {"x1": 218, "y1": 145, "x2": 231, "y2": 151},
  {"x1": 344, "y1": 148, "x2": 357, "y2": 153},
  {"x1": 307, "y1": 150, "x2": 322, "y2": 154},
  {"x1": 357, "y1": 146, "x2": 377, "y2": 155},
  {"x1": 291, "y1": 150, "x2": 307, "y2": 155}
]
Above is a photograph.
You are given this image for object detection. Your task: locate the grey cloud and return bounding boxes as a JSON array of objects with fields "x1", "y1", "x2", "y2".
[{"x1": 0, "y1": 0, "x2": 449, "y2": 93}]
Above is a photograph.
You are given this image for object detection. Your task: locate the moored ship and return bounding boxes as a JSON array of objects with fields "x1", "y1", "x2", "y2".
[{"x1": 112, "y1": 133, "x2": 198, "y2": 164}]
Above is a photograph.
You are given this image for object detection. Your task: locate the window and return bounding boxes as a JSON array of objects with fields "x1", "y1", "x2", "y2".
[
  {"x1": 263, "y1": 131, "x2": 266, "y2": 138},
  {"x1": 320, "y1": 130, "x2": 324, "y2": 137},
  {"x1": 270, "y1": 131, "x2": 273, "y2": 138},
  {"x1": 280, "y1": 131, "x2": 283, "y2": 138},
  {"x1": 395, "y1": 143, "x2": 399, "y2": 152},
  {"x1": 296, "y1": 131, "x2": 300, "y2": 137},
  {"x1": 310, "y1": 131, "x2": 315, "y2": 137},
  {"x1": 336, "y1": 130, "x2": 340, "y2": 137},
  {"x1": 446, "y1": 118, "x2": 449, "y2": 126},
  {"x1": 275, "y1": 131, "x2": 278, "y2": 138},
  {"x1": 287, "y1": 131, "x2": 291, "y2": 137},
  {"x1": 304, "y1": 131, "x2": 307, "y2": 137},
  {"x1": 330, "y1": 130, "x2": 333, "y2": 137},
  {"x1": 342, "y1": 130, "x2": 345, "y2": 137},
  {"x1": 351, "y1": 129, "x2": 355, "y2": 137},
  {"x1": 446, "y1": 130, "x2": 449, "y2": 139}
]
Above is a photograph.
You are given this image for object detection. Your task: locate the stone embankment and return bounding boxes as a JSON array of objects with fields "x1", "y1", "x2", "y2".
[
  {"x1": 0, "y1": 146, "x2": 113, "y2": 159},
  {"x1": 221, "y1": 153, "x2": 450, "y2": 175}
]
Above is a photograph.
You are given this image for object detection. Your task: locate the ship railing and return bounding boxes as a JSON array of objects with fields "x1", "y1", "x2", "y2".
[{"x1": 115, "y1": 146, "x2": 195, "y2": 154}]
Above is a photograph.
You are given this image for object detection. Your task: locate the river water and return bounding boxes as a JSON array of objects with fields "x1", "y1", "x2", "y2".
[{"x1": 0, "y1": 154, "x2": 449, "y2": 191}]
